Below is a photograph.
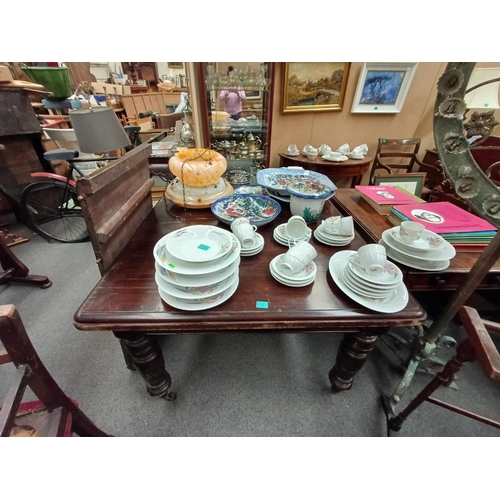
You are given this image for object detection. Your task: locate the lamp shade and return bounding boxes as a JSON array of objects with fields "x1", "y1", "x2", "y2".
[
  {"x1": 464, "y1": 68, "x2": 500, "y2": 109},
  {"x1": 70, "y1": 107, "x2": 130, "y2": 154}
]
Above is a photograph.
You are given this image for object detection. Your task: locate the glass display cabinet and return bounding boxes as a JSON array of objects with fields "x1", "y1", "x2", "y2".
[{"x1": 197, "y1": 62, "x2": 275, "y2": 184}]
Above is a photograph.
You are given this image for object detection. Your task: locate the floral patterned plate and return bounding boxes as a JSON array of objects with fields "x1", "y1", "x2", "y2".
[
  {"x1": 211, "y1": 194, "x2": 281, "y2": 227},
  {"x1": 256, "y1": 168, "x2": 336, "y2": 196}
]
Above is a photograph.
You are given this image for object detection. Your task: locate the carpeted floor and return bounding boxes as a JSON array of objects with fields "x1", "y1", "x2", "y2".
[{"x1": 0, "y1": 214, "x2": 499, "y2": 437}]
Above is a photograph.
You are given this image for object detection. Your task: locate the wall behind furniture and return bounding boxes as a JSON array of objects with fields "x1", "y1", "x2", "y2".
[
  {"x1": 269, "y1": 62, "x2": 500, "y2": 185},
  {"x1": 269, "y1": 62, "x2": 445, "y2": 183}
]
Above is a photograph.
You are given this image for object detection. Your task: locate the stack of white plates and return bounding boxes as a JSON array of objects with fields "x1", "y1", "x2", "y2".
[
  {"x1": 329, "y1": 250, "x2": 408, "y2": 313},
  {"x1": 379, "y1": 227, "x2": 456, "y2": 271},
  {"x1": 240, "y1": 233, "x2": 265, "y2": 257},
  {"x1": 273, "y1": 223, "x2": 312, "y2": 247},
  {"x1": 314, "y1": 225, "x2": 354, "y2": 246},
  {"x1": 153, "y1": 225, "x2": 241, "y2": 310},
  {"x1": 269, "y1": 254, "x2": 317, "y2": 287}
]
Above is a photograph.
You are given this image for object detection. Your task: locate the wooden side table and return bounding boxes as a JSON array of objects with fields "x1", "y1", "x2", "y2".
[{"x1": 278, "y1": 153, "x2": 372, "y2": 187}]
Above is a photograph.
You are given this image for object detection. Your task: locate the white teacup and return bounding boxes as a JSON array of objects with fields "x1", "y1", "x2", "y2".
[
  {"x1": 304, "y1": 144, "x2": 316, "y2": 153},
  {"x1": 280, "y1": 240, "x2": 317, "y2": 275},
  {"x1": 285, "y1": 215, "x2": 308, "y2": 243},
  {"x1": 352, "y1": 143, "x2": 368, "y2": 155},
  {"x1": 349, "y1": 244, "x2": 387, "y2": 276},
  {"x1": 287, "y1": 143, "x2": 298, "y2": 154},
  {"x1": 337, "y1": 143, "x2": 350, "y2": 154},
  {"x1": 321, "y1": 216, "x2": 354, "y2": 236},
  {"x1": 230, "y1": 217, "x2": 258, "y2": 248},
  {"x1": 399, "y1": 221, "x2": 424, "y2": 244},
  {"x1": 306, "y1": 152, "x2": 318, "y2": 160},
  {"x1": 318, "y1": 143, "x2": 331, "y2": 155}
]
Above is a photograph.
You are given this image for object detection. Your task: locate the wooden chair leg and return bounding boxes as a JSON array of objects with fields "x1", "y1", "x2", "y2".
[{"x1": 386, "y1": 338, "x2": 477, "y2": 433}]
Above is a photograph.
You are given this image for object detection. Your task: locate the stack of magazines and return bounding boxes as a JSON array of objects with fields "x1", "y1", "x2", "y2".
[{"x1": 388, "y1": 201, "x2": 497, "y2": 252}]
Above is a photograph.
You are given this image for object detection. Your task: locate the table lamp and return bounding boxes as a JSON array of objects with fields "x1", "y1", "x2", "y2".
[{"x1": 70, "y1": 107, "x2": 130, "y2": 155}]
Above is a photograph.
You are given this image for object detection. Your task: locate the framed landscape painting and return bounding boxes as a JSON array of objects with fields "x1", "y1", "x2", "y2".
[
  {"x1": 282, "y1": 62, "x2": 351, "y2": 113},
  {"x1": 351, "y1": 62, "x2": 418, "y2": 113}
]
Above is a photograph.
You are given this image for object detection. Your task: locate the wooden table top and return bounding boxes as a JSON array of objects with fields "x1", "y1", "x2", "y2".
[
  {"x1": 332, "y1": 189, "x2": 500, "y2": 291},
  {"x1": 74, "y1": 198, "x2": 425, "y2": 332}
]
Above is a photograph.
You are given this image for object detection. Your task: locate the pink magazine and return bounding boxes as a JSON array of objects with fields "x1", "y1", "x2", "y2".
[
  {"x1": 355, "y1": 185, "x2": 418, "y2": 205},
  {"x1": 393, "y1": 201, "x2": 496, "y2": 233}
]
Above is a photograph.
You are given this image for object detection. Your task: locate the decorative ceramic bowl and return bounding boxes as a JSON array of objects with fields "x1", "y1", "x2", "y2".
[
  {"x1": 287, "y1": 180, "x2": 335, "y2": 223},
  {"x1": 256, "y1": 168, "x2": 336, "y2": 196},
  {"x1": 211, "y1": 194, "x2": 281, "y2": 227}
]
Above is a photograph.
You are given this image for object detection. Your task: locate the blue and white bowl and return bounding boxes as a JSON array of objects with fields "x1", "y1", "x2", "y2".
[{"x1": 211, "y1": 194, "x2": 281, "y2": 227}]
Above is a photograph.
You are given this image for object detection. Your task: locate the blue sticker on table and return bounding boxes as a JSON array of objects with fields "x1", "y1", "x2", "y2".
[
  {"x1": 256, "y1": 301, "x2": 269, "y2": 309},
  {"x1": 198, "y1": 244, "x2": 210, "y2": 251}
]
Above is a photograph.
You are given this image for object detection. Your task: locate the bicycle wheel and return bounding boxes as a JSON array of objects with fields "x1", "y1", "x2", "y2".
[{"x1": 21, "y1": 179, "x2": 89, "y2": 243}]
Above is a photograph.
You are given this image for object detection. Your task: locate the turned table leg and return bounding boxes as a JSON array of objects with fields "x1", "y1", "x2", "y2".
[
  {"x1": 113, "y1": 332, "x2": 175, "y2": 400},
  {"x1": 329, "y1": 328, "x2": 384, "y2": 393}
]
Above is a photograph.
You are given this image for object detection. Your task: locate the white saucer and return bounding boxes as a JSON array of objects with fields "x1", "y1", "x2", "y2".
[
  {"x1": 382, "y1": 229, "x2": 455, "y2": 261},
  {"x1": 329, "y1": 251, "x2": 409, "y2": 313},
  {"x1": 270, "y1": 266, "x2": 316, "y2": 287},
  {"x1": 379, "y1": 240, "x2": 450, "y2": 271},
  {"x1": 315, "y1": 226, "x2": 354, "y2": 242},
  {"x1": 314, "y1": 228, "x2": 354, "y2": 246},
  {"x1": 286, "y1": 151, "x2": 300, "y2": 156},
  {"x1": 270, "y1": 254, "x2": 317, "y2": 281},
  {"x1": 322, "y1": 154, "x2": 348, "y2": 162},
  {"x1": 158, "y1": 277, "x2": 239, "y2": 311},
  {"x1": 387, "y1": 226, "x2": 446, "y2": 252}
]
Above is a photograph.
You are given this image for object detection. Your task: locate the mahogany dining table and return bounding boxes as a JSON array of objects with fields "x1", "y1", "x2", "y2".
[{"x1": 73, "y1": 196, "x2": 426, "y2": 400}]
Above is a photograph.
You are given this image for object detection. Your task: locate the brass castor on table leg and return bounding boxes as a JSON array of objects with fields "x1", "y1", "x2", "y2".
[{"x1": 162, "y1": 391, "x2": 177, "y2": 401}]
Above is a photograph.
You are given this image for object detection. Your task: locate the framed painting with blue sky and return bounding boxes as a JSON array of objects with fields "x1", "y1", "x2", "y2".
[{"x1": 351, "y1": 63, "x2": 418, "y2": 113}]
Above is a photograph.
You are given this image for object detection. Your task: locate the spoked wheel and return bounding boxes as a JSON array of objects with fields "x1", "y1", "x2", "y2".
[{"x1": 21, "y1": 179, "x2": 89, "y2": 243}]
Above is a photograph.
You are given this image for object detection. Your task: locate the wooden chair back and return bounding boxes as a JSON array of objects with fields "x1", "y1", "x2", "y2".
[
  {"x1": 0, "y1": 304, "x2": 108, "y2": 437},
  {"x1": 369, "y1": 138, "x2": 421, "y2": 184},
  {"x1": 76, "y1": 143, "x2": 154, "y2": 275}
]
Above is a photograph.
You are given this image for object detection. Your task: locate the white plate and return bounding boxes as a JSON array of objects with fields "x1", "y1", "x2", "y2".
[
  {"x1": 387, "y1": 226, "x2": 446, "y2": 252},
  {"x1": 379, "y1": 240, "x2": 451, "y2": 271},
  {"x1": 344, "y1": 264, "x2": 401, "y2": 291},
  {"x1": 165, "y1": 225, "x2": 234, "y2": 263},
  {"x1": 382, "y1": 229, "x2": 455, "y2": 261},
  {"x1": 348, "y1": 251, "x2": 403, "y2": 285},
  {"x1": 313, "y1": 228, "x2": 355, "y2": 247},
  {"x1": 154, "y1": 233, "x2": 241, "y2": 276},
  {"x1": 273, "y1": 231, "x2": 311, "y2": 247},
  {"x1": 274, "y1": 223, "x2": 312, "y2": 240},
  {"x1": 155, "y1": 269, "x2": 238, "y2": 299},
  {"x1": 155, "y1": 258, "x2": 240, "y2": 287},
  {"x1": 342, "y1": 267, "x2": 398, "y2": 300},
  {"x1": 158, "y1": 277, "x2": 239, "y2": 311},
  {"x1": 270, "y1": 254, "x2": 317, "y2": 282},
  {"x1": 270, "y1": 267, "x2": 316, "y2": 287},
  {"x1": 329, "y1": 251, "x2": 409, "y2": 313}
]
